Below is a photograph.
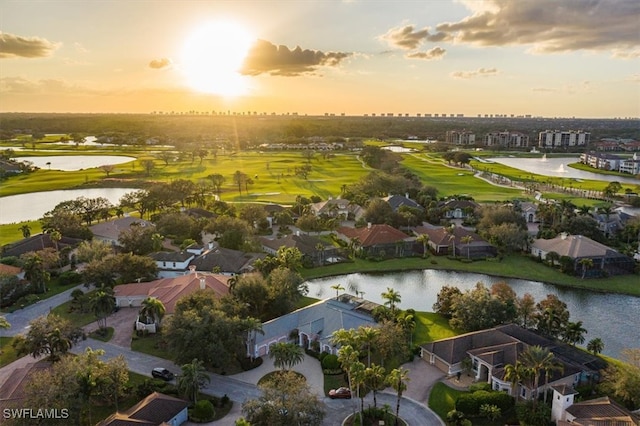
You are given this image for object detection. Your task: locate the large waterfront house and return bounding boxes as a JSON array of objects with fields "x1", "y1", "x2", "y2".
[
  {"x1": 250, "y1": 295, "x2": 378, "y2": 358},
  {"x1": 336, "y1": 223, "x2": 414, "y2": 258},
  {"x1": 414, "y1": 224, "x2": 496, "y2": 259},
  {"x1": 97, "y1": 392, "x2": 189, "y2": 426},
  {"x1": 530, "y1": 233, "x2": 635, "y2": 276},
  {"x1": 89, "y1": 216, "x2": 154, "y2": 246},
  {"x1": 420, "y1": 324, "x2": 606, "y2": 401},
  {"x1": 260, "y1": 233, "x2": 340, "y2": 266}
]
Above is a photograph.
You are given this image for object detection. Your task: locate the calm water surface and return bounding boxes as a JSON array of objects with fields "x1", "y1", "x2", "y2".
[
  {"x1": 486, "y1": 156, "x2": 639, "y2": 185},
  {"x1": 306, "y1": 270, "x2": 640, "y2": 359},
  {"x1": 0, "y1": 188, "x2": 136, "y2": 224},
  {"x1": 15, "y1": 155, "x2": 135, "y2": 171}
]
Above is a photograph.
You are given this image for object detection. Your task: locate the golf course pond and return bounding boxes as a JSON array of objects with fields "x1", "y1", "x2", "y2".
[
  {"x1": 0, "y1": 187, "x2": 136, "y2": 224},
  {"x1": 15, "y1": 155, "x2": 136, "y2": 171},
  {"x1": 306, "y1": 270, "x2": 640, "y2": 359}
]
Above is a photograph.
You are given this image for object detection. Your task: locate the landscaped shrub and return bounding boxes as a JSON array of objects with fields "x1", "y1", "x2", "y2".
[
  {"x1": 321, "y1": 354, "x2": 340, "y2": 370},
  {"x1": 468, "y1": 382, "x2": 491, "y2": 392},
  {"x1": 190, "y1": 399, "x2": 215, "y2": 423},
  {"x1": 479, "y1": 404, "x2": 501, "y2": 421},
  {"x1": 57, "y1": 270, "x2": 82, "y2": 285},
  {"x1": 455, "y1": 394, "x2": 480, "y2": 415},
  {"x1": 455, "y1": 390, "x2": 514, "y2": 416}
]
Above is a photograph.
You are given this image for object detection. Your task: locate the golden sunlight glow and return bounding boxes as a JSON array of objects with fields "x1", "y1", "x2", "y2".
[{"x1": 181, "y1": 21, "x2": 254, "y2": 97}]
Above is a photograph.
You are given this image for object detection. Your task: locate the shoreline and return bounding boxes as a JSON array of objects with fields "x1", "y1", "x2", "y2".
[{"x1": 300, "y1": 256, "x2": 640, "y2": 298}]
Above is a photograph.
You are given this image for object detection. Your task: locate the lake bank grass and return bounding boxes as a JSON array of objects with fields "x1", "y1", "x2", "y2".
[{"x1": 300, "y1": 255, "x2": 640, "y2": 297}]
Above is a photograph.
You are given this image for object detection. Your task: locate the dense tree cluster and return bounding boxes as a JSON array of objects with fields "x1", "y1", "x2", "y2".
[
  {"x1": 12, "y1": 314, "x2": 84, "y2": 362},
  {"x1": 22, "y1": 348, "x2": 129, "y2": 425},
  {"x1": 433, "y1": 282, "x2": 589, "y2": 345},
  {"x1": 242, "y1": 370, "x2": 326, "y2": 426}
]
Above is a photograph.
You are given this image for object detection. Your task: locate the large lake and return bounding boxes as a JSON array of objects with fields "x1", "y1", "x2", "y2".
[
  {"x1": 0, "y1": 188, "x2": 136, "y2": 224},
  {"x1": 306, "y1": 270, "x2": 640, "y2": 359},
  {"x1": 15, "y1": 155, "x2": 135, "y2": 171},
  {"x1": 485, "y1": 156, "x2": 639, "y2": 185}
]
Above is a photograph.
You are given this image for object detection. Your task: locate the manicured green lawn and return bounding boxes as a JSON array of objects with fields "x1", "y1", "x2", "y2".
[
  {"x1": 413, "y1": 312, "x2": 457, "y2": 346},
  {"x1": 324, "y1": 372, "x2": 348, "y2": 395},
  {"x1": 130, "y1": 333, "x2": 172, "y2": 360},
  {"x1": 428, "y1": 382, "x2": 465, "y2": 419},
  {"x1": 0, "y1": 220, "x2": 43, "y2": 246},
  {"x1": 89, "y1": 327, "x2": 114, "y2": 342},
  {"x1": 0, "y1": 337, "x2": 18, "y2": 368},
  {"x1": 50, "y1": 295, "x2": 99, "y2": 328}
]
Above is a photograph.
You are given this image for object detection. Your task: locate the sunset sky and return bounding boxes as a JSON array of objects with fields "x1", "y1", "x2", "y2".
[{"x1": 1, "y1": 0, "x2": 639, "y2": 118}]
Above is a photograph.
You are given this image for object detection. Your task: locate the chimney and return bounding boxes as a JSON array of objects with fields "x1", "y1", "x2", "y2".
[
  {"x1": 367, "y1": 222, "x2": 372, "y2": 229},
  {"x1": 560, "y1": 232, "x2": 568, "y2": 240},
  {"x1": 208, "y1": 241, "x2": 214, "y2": 250},
  {"x1": 405, "y1": 192, "x2": 410, "y2": 199},
  {"x1": 189, "y1": 265, "x2": 196, "y2": 274},
  {"x1": 199, "y1": 277, "x2": 206, "y2": 290}
]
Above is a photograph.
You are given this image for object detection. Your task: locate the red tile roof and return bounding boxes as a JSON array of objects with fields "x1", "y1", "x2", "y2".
[
  {"x1": 337, "y1": 224, "x2": 411, "y2": 247},
  {"x1": 114, "y1": 273, "x2": 230, "y2": 314}
]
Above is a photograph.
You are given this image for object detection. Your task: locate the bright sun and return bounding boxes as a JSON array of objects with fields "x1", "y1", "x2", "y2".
[{"x1": 181, "y1": 21, "x2": 254, "y2": 97}]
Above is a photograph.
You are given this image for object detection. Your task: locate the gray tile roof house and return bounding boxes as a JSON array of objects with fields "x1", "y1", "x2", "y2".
[
  {"x1": 250, "y1": 295, "x2": 378, "y2": 358},
  {"x1": 260, "y1": 233, "x2": 339, "y2": 266},
  {"x1": 97, "y1": 392, "x2": 189, "y2": 426},
  {"x1": 552, "y1": 386, "x2": 640, "y2": 426},
  {"x1": 89, "y1": 216, "x2": 154, "y2": 245},
  {"x1": 189, "y1": 246, "x2": 264, "y2": 275},
  {"x1": 382, "y1": 194, "x2": 424, "y2": 212},
  {"x1": 421, "y1": 324, "x2": 606, "y2": 401},
  {"x1": 530, "y1": 233, "x2": 635, "y2": 276}
]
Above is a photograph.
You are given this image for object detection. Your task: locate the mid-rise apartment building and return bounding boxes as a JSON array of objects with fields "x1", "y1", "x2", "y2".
[
  {"x1": 538, "y1": 130, "x2": 590, "y2": 148},
  {"x1": 446, "y1": 130, "x2": 476, "y2": 145},
  {"x1": 484, "y1": 131, "x2": 529, "y2": 148}
]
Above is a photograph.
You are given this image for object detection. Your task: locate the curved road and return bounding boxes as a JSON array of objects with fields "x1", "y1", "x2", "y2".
[{"x1": 2, "y1": 287, "x2": 444, "y2": 425}]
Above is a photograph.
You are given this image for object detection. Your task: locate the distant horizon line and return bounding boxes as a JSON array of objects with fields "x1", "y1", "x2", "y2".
[{"x1": 1, "y1": 111, "x2": 638, "y2": 121}]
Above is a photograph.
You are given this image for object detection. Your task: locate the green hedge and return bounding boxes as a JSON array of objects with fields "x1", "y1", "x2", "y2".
[{"x1": 455, "y1": 390, "x2": 514, "y2": 416}]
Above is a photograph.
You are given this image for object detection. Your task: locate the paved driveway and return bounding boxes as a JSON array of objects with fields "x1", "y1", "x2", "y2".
[{"x1": 105, "y1": 307, "x2": 139, "y2": 348}]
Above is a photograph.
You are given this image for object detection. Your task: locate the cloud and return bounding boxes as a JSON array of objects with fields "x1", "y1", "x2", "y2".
[
  {"x1": 379, "y1": 24, "x2": 447, "y2": 50},
  {"x1": 0, "y1": 77, "x2": 84, "y2": 94},
  {"x1": 451, "y1": 67, "x2": 499, "y2": 79},
  {"x1": 434, "y1": 0, "x2": 639, "y2": 55},
  {"x1": 240, "y1": 39, "x2": 351, "y2": 76},
  {"x1": 626, "y1": 74, "x2": 640, "y2": 83},
  {"x1": 0, "y1": 31, "x2": 60, "y2": 59},
  {"x1": 406, "y1": 47, "x2": 447, "y2": 60},
  {"x1": 149, "y1": 58, "x2": 172, "y2": 69}
]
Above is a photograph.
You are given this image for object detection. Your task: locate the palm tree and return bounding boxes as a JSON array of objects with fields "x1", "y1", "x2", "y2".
[
  {"x1": 178, "y1": 358, "x2": 210, "y2": 403},
  {"x1": 364, "y1": 364, "x2": 386, "y2": 408},
  {"x1": 332, "y1": 328, "x2": 358, "y2": 348},
  {"x1": 520, "y1": 345, "x2": 563, "y2": 405},
  {"x1": 396, "y1": 312, "x2": 416, "y2": 346},
  {"x1": 460, "y1": 235, "x2": 473, "y2": 259},
  {"x1": 350, "y1": 361, "x2": 367, "y2": 416},
  {"x1": 242, "y1": 317, "x2": 264, "y2": 362},
  {"x1": 416, "y1": 234, "x2": 430, "y2": 258},
  {"x1": 139, "y1": 297, "x2": 166, "y2": 328},
  {"x1": 578, "y1": 258, "x2": 594, "y2": 279},
  {"x1": 446, "y1": 225, "x2": 457, "y2": 256},
  {"x1": 315, "y1": 243, "x2": 325, "y2": 265},
  {"x1": 330, "y1": 283, "x2": 345, "y2": 298},
  {"x1": 381, "y1": 287, "x2": 401, "y2": 314},
  {"x1": 586, "y1": 337, "x2": 604, "y2": 355},
  {"x1": 358, "y1": 326, "x2": 379, "y2": 367},
  {"x1": 348, "y1": 237, "x2": 361, "y2": 259},
  {"x1": 563, "y1": 321, "x2": 587, "y2": 347},
  {"x1": 20, "y1": 224, "x2": 31, "y2": 239},
  {"x1": 387, "y1": 367, "x2": 410, "y2": 426},
  {"x1": 50, "y1": 230, "x2": 62, "y2": 253},
  {"x1": 337, "y1": 344, "x2": 360, "y2": 417},
  {"x1": 268, "y1": 342, "x2": 305, "y2": 371},
  {"x1": 503, "y1": 360, "x2": 532, "y2": 398},
  {"x1": 48, "y1": 327, "x2": 72, "y2": 362},
  {"x1": 91, "y1": 288, "x2": 115, "y2": 332}
]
